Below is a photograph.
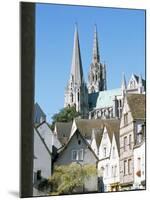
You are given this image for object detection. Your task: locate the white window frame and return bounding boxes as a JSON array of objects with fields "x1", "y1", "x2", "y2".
[{"x1": 71, "y1": 149, "x2": 84, "y2": 161}]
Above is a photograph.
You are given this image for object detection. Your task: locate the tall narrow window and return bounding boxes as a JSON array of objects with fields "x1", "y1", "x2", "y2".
[
  {"x1": 128, "y1": 159, "x2": 132, "y2": 174},
  {"x1": 129, "y1": 135, "x2": 132, "y2": 149},
  {"x1": 114, "y1": 165, "x2": 117, "y2": 177},
  {"x1": 124, "y1": 113, "x2": 128, "y2": 125},
  {"x1": 77, "y1": 92, "x2": 80, "y2": 102},
  {"x1": 137, "y1": 157, "x2": 141, "y2": 171},
  {"x1": 71, "y1": 93, "x2": 73, "y2": 103},
  {"x1": 124, "y1": 160, "x2": 128, "y2": 175},
  {"x1": 72, "y1": 150, "x2": 77, "y2": 161},
  {"x1": 37, "y1": 170, "x2": 41, "y2": 180},
  {"x1": 78, "y1": 149, "x2": 84, "y2": 161},
  {"x1": 106, "y1": 164, "x2": 109, "y2": 177},
  {"x1": 103, "y1": 147, "x2": 107, "y2": 157},
  {"x1": 112, "y1": 146, "x2": 115, "y2": 158},
  {"x1": 124, "y1": 136, "x2": 127, "y2": 151}
]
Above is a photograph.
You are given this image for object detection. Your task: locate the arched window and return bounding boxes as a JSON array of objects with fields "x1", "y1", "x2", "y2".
[
  {"x1": 77, "y1": 92, "x2": 80, "y2": 102},
  {"x1": 71, "y1": 93, "x2": 73, "y2": 102}
]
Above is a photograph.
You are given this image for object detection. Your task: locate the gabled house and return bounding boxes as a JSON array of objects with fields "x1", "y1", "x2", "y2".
[
  {"x1": 97, "y1": 122, "x2": 120, "y2": 192},
  {"x1": 127, "y1": 74, "x2": 145, "y2": 94},
  {"x1": 33, "y1": 128, "x2": 52, "y2": 196},
  {"x1": 119, "y1": 93, "x2": 145, "y2": 190},
  {"x1": 54, "y1": 128, "x2": 99, "y2": 193},
  {"x1": 33, "y1": 121, "x2": 62, "y2": 196},
  {"x1": 109, "y1": 132, "x2": 120, "y2": 191},
  {"x1": 37, "y1": 121, "x2": 62, "y2": 151}
]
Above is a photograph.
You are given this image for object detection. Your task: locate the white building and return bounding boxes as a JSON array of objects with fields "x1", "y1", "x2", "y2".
[
  {"x1": 97, "y1": 124, "x2": 120, "y2": 192},
  {"x1": 133, "y1": 124, "x2": 145, "y2": 189}
]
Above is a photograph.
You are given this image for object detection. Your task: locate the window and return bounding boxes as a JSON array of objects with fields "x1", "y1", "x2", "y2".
[
  {"x1": 37, "y1": 170, "x2": 41, "y2": 180},
  {"x1": 129, "y1": 135, "x2": 132, "y2": 149},
  {"x1": 103, "y1": 147, "x2": 107, "y2": 157},
  {"x1": 128, "y1": 159, "x2": 132, "y2": 174},
  {"x1": 114, "y1": 165, "x2": 117, "y2": 177},
  {"x1": 106, "y1": 164, "x2": 109, "y2": 177},
  {"x1": 78, "y1": 149, "x2": 84, "y2": 160},
  {"x1": 137, "y1": 157, "x2": 141, "y2": 171},
  {"x1": 124, "y1": 160, "x2": 128, "y2": 175},
  {"x1": 111, "y1": 166, "x2": 114, "y2": 177},
  {"x1": 77, "y1": 92, "x2": 80, "y2": 102},
  {"x1": 72, "y1": 149, "x2": 84, "y2": 161},
  {"x1": 112, "y1": 146, "x2": 115, "y2": 158},
  {"x1": 71, "y1": 93, "x2": 73, "y2": 103},
  {"x1": 78, "y1": 140, "x2": 81, "y2": 145},
  {"x1": 72, "y1": 150, "x2": 78, "y2": 161},
  {"x1": 124, "y1": 113, "x2": 128, "y2": 125},
  {"x1": 124, "y1": 136, "x2": 127, "y2": 151}
]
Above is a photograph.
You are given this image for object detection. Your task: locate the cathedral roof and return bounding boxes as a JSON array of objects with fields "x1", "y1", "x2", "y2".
[{"x1": 96, "y1": 88, "x2": 121, "y2": 109}]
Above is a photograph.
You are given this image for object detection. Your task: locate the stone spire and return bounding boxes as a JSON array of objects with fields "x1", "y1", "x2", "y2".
[
  {"x1": 70, "y1": 24, "x2": 83, "y2": 85},
  {"x1": 121, "y1": 73, "x2": 127, "y2": 90},
  {"x1": 64, "y1": 25, "x2": 88, "y2": 118},
  {"x1": 121, "y1": 72, "x2": 127, "y2": 96},
  {"x1": 88, "y1": 25, "x2": 106, "y2": 93},
  {"x1": 92, "y1": 24, "x2": 100, "y2": 64}
]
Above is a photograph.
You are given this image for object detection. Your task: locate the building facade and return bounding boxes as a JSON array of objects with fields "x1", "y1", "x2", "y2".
[{"x1": 119, "y1": 94, "x2": 145, "y2": 190}]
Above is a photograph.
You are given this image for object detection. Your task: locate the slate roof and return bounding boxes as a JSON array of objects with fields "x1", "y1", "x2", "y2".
[
  {"x1": 55, "y1": 121, "x2": 73, "y2": 145},
  {"x1": 88, "y1": 92, "x2": 99, "y2": 109},
  {"x1": 34, "y1": 103, "x2": 46, "y2": 124},
  {"x1": 96, "y1": 88, "x2": 121, "y2": 109},
  {"x1": 75, "y1": 119, "x2": 120, "y2": 149},
  {"x1": 127, "y1": 94, "x2": 146, "y2": 120}
]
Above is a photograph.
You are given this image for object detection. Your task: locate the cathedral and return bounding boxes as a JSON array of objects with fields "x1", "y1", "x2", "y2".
[{"x1": 64, "y1": 25, "x2": 145, "y2": 120}]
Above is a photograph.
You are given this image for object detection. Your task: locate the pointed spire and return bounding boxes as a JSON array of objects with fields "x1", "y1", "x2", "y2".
[
  {"x1": 121, "y1": 72, "x2": 127, "y2": 91},
  {"x1": 92, "y1": 24, "x2": 100, "y2": 63},
  {"x1": 70, "y1": 24, "x2": 83, "y2": 85}
]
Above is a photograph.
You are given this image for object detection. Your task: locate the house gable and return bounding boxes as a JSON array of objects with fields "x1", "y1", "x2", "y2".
[
  {"x1": 55, "y1": 129, "x2": 98, "y2": 166},
  {"x1": 98, "y1": 126, "x2": 111, "y2": 159}
]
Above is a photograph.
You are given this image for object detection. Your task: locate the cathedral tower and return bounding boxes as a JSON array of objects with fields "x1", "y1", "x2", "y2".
[
  {"x1": 88, "y1": 25, "x2": 107, "y2": 93},
  {"x1": 64, "y1": 25, "x2": 88, "y2": 117}
]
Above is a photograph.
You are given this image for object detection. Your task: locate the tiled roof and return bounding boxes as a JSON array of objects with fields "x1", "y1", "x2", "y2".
[
  {"x1": 127, "y1": 94, "x2": 146, "y2": 120},
  {"x1": 96, "y1": 88, "x2": 121, "y2": 109},
  {"x1": 34, "y1": 103, "x2": 46, "y2": 124},
  {"x1": 75, "y1": 119, "x2": 120, "y2": 147},
  {"x1": 55, "y1": 121, "x2": 73, "y2": 145}
]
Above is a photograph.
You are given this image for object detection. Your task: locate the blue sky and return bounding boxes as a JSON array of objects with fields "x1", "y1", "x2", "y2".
[{"x1": 35, "y1": 3, "x2": 145, "y2": 123}]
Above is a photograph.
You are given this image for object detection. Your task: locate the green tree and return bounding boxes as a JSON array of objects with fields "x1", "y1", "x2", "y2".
[
  {"x1": 50, "y1": 106, "x2": 80, "y2": 130},
  {"x1": 49, "y1": 163, "x2": 97, "y2": 195}
]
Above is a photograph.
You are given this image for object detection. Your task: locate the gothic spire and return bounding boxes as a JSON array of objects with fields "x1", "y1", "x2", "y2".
[
  {"x1": 92, "y1": 24, "x2": 100, "y2": 63},
  {"x1": 121, "y1": 72, "x2": 127, "y2": 94},
  {"x1": 70, "y1": 24, "x2": 83, "y2": 85}
]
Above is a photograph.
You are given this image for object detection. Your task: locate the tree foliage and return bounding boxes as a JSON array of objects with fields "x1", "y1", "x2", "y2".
[
  {"x1": 49, "y1": 163, "x2": 97, "y2": 195},
  {"x1": 50, "y1": 106, "x2": 80, "y2": 130}
]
